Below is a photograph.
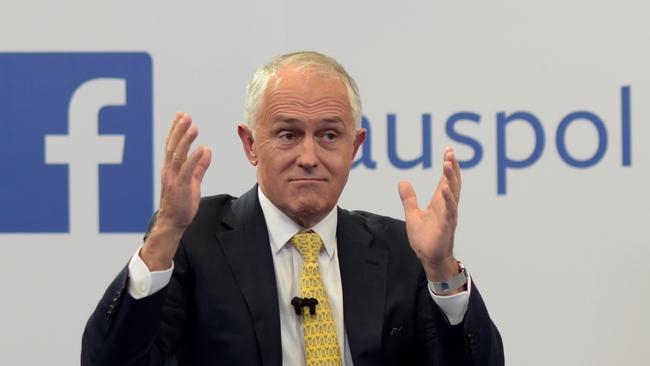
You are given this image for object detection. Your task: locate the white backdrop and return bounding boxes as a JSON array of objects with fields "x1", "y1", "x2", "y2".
[{"x1": 1, "y1": 0, "x2": 649, "y2": 364}]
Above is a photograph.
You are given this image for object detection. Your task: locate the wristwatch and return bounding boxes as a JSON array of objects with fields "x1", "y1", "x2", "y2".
[{"x1": 429, "y1": 261, "x2": 468, "y2": 295}]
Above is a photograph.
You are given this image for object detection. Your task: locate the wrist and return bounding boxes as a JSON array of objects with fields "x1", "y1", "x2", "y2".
[
  {"x1": 155, "y1": 208, "x2": 190, "y2": 232},
  {"x1": 427, "y1": 259, "x2": 468, "y2": 296},
  {"x1": 423, "y1": 257, "x2": 459, "y2": 282},
  {"x1": 141, "y1": 223, "x2": 184, "y2": 271}
]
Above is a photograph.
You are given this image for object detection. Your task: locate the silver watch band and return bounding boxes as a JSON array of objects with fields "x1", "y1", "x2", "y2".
[{"x1": 429, "y1": 261, "x2": 467, "y2": 295}]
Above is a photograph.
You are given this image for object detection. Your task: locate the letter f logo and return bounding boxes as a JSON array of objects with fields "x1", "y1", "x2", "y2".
[
  {"x1": 0, "y1": 53, "x2": 153, "y2": 234},
  {"x1": 45, "y1": 79, "x2": 126, "y2": 235}
]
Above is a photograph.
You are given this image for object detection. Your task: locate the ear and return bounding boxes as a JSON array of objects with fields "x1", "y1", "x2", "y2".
[
  {"x1": 237, "y1": 123, "x2": 258, "y2": 166},
  {"x1": 352, "y1": 128, "x2": 367, "y2": 158}
]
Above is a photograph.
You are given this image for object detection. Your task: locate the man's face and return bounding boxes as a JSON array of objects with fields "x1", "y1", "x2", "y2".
[{"x1": 239, "y1": 66, "x2": 365, "y2": 227}]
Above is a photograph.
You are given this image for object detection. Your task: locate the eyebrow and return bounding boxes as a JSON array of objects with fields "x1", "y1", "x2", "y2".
[
  {"x1": 273, "y1": 116, "x2": 345, "y2": 125},
  {"x1": 274, "y1": 117, "x2": 299, "y2": 125},
  {"x1": 322, "y1": 117, "x2": 344, "y2": 125}
]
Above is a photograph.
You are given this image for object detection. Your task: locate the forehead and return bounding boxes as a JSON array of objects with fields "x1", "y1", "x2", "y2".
[
  {"x1": 259, "y1": 66, "x2": 353, "y2": 123},
  {"x1": 271, "y1": 66, "x2": 347, "y2": 94}
]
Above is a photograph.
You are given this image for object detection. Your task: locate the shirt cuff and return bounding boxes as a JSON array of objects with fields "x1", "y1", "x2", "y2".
[
  {"x1": 428, "y1": 273, "x2": 472, "y2": 325},
  {"x1": 127, "y1": 246, "x2": 174, "y2": 300}
]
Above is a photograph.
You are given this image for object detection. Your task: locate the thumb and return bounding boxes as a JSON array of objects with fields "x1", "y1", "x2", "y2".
[{"x1": 398, "y1": 180, "x2": 419, "y2": 215}]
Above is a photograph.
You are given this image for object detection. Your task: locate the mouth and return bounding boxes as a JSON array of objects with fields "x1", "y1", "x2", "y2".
[{"x1": 289, "y1": 178, "x2": 327, "y2": 183}]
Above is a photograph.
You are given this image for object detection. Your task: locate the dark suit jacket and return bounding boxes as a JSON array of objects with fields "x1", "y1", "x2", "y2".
[{"x1": 81, "y1": 186, "x2": 504, "y2": 365}]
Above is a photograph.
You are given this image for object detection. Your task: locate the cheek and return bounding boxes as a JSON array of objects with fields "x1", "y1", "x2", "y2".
[
  {"x1": 322, "y1": 147, "x2": 354, "y2": 175},
  {"x1": 257, "y1": 156, "x2": 296, "y2": 193}
]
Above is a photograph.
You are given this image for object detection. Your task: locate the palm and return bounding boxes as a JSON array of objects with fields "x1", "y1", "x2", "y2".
[
  {"x1": 403, "y1": 198, "x2": 453, "y2": 263},
  {"x1": 399, "y1": 148, "x2": 461, "y2": 267},
  {"x1": 140, "y1": 112, "x2": 212, "y2": 271},
  {"x1": 157, "y1": 113, "x2": 212, "y2": 229}
]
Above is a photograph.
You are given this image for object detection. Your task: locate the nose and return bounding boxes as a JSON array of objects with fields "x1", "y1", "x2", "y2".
[{"x1": 296, "y1": 136, "x2": 318, "y2": 169}]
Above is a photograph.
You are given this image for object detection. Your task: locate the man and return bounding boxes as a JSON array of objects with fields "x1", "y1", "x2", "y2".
[{"x1": 82, "y1": 51, "x2": 504, "y2": 365}]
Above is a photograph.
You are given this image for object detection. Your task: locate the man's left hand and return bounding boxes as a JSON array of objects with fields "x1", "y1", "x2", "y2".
[{"x1": 398, "y1": 147, "x2": 462, "y2": 289}]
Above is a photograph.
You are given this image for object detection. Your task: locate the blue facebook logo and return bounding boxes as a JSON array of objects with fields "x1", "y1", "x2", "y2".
[{"x1": 0, "y1": 53, "x2": 153, "y2": 233}]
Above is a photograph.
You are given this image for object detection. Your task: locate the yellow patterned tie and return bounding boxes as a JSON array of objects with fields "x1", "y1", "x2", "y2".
[{"x1": 290, "y1": 230, "x2": 342, "y2": 366}]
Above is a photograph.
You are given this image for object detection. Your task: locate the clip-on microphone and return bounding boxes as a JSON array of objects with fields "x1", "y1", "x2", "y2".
[{"x1": 291, "y1": 296, "x2": 319, "y2": 316}]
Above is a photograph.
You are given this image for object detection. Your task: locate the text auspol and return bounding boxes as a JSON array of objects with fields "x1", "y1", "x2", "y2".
[{"x1": 353, "y1": 86, "x2": 632, "y2": 195}]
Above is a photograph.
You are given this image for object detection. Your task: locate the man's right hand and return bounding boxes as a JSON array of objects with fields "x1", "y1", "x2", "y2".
[{"x1": 141, "y1": 112, "x2": 212, "y2": 271}]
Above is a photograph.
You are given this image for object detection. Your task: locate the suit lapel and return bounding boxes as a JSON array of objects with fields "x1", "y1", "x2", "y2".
[
  {"x1": 337, "y1": 209, "x2": 388, "y2": 363},
  {"x1": 216, "y1": 187, "x2": 282, "y2": 366}
]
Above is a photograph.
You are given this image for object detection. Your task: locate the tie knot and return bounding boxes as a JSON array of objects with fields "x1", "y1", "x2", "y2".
[{"x1": 290, "y1": 230, "x2": 323, "y2": 263}]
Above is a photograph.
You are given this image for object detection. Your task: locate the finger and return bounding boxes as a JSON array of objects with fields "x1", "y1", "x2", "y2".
[
  {"x1": 171, "y1": 124, "x2": 198, "y2": 172},
  {"x1": 165, "y1": 112, "x2": 184, "y2": 147},
  {"x1": 444, "y1": 147, "x2": 460, "y2": 180},
  {"x1": 427, "y1": 162, "x2": 447, "y2": 210},
  {"x1": 440, "y1": 184, "x2": 458, "y2": 221},
  {"x1": 194, "y1": 147, "x2": 212, "y2": 182},
  {"x1": 443, "y1": 161, "x2": 460, "y2": 203},
  {"x1": 447, "y1": 148, "x2": 462, "y2": 189},
  {"x1": 180, "y1": 146, "x2": 212, "y2": 182},
  {"x1": 444, "y1": 148, "x2": 462, "y2": 202},
  {"x1": 398, "y1": 180, "x2": 420, "y2": 214},
  {"x1": 166, "y1": 114, "x2": 192, "y2": 166}
]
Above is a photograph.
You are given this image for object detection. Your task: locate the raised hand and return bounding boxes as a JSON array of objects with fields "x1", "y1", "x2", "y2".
[
  {"x1": 141, "y1": 112, "x2": 212, "y2": 270},
  {"x1": 398, "y1": 147, "x2": 462, "y2": 284}
]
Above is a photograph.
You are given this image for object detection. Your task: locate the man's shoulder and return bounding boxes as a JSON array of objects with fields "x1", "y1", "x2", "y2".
[
  {"x1": 194, "y1": 193, "x2": 238, "y2": 221},
  {"x1": 339, "y1": 208, "x2": 421, "y2": 267},
  {"x1": 198, "y1": 193, "x2": 237, "y2": 208},
  {"x1": 342, "y1": 208, "x2": 404, "y2": 230},
  {"x1": 176, "y1": 193, "x2": 241, "y2": 243},
  {"x1": 339, "y1": 208, "x2": 408, "y2": 242},
  {"x1": 192, "y1": 186, "x2": 261, "y2": 229}
]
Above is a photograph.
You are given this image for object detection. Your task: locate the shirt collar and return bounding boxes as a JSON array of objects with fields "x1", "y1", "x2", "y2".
[{"x1": 257, "y1": 186, "x2": 338, "y2": 258}]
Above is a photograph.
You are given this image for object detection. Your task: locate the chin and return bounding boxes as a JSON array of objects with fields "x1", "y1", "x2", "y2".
[{"x1": 289, "y1": 199, "x2": 333, "y2": 225}]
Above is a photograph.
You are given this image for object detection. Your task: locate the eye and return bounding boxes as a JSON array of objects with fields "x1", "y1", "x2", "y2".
[
  {"x1": 321, "y1": 130, "x2": 339, "y2": 142},
  {"x1": 278, "y1": 131, "x2": 296, "y2": 141}
]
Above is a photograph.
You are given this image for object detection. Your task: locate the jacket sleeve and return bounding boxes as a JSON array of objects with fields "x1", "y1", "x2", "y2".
[
  {"x1": 416, "y1": 277, "x2": 505, "y2": 365},
  {"x1": 80, "y1": 239, "x2": 194, "y2": 366}
]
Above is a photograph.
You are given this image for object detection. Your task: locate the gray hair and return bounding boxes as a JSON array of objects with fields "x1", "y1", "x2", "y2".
[{"x1": 244, "y1": 51, "x2": 362, "y2": 129}]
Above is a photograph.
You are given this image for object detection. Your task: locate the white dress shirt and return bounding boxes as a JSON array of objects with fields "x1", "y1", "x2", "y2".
[{"x1": 127, "y1": 187, "x2": 471, "y2": 365}]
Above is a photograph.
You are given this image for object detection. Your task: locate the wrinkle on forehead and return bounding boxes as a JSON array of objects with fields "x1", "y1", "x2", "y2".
[
  {"x1": 264, "y1": 95, "x2": 351, "y2": 123},
  {"x1": 257, "y1": 68, "x2": 354, "y2": 127},
  {"x1": 271, "y1": 64, "x2": 344, "y2": 90}
]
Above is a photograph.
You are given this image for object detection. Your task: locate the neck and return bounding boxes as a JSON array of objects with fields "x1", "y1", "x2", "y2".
[{"x1": 287, "y1": 212, "x2": 326, "y2": 229}]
